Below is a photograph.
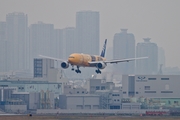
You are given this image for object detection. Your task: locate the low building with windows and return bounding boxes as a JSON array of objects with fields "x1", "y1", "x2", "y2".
[
  {"x1": 122, "y1": 75, "x2": 180, "y2": 98},
  {"x1": 122, "y1": 75, "x2": 180, "y2": 108},
  {"x1": 86, "y1": 79, "x2": 115, "y2": 94},
  {"x1": 63, "y1": 85, "x2": 88, "y2": 94}
]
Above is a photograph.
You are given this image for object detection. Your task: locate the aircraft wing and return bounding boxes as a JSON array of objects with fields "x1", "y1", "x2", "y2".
[
  {"x1": 104, "y1": 57, "x2": 148, "y2": 64},
  {"x1": 88, "y1": 57, "x2": 148, "y2": 65},
  {"x1": 39, "y1": 55, "x2": 64, "y2": 62}
]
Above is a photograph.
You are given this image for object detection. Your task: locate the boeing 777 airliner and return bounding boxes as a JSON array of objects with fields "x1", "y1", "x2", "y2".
[{"x1": 39, "y1": 39, "x2": 147, "y2": 74}]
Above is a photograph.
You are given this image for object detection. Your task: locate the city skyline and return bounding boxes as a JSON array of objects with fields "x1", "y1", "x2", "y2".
[
  {"x1": 0, "y1": 11, "x2": 177, "y2": 75},
  {"x1": 0, "y1": 0, "x2": 180, "y2": 68}
]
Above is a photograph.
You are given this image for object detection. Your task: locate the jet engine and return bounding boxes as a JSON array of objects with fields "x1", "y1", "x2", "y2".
[
  {"x1": 61, "y1": 61, "x2": 69, "y2": 69},
  {"x1": 96, "y1": 62, "x2": 106, "y2": 69}
]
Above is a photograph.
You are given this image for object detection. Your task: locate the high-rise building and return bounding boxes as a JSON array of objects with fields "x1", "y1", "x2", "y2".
[
  {"x1": 75, "y1": 11, "x2": 100, "y2": 78},
  {"x1": 6, "y1": 12, "x2": 28, "y2": 72},
  {"x1": 0, "y1": 22, "x2": 7, "y2": 72},
  {"x1": 62, "y1": 27, "x2": 76, "y2": 59},
  {"x1": 76, "y1": 10, "x2": 99, "y2": 55},
  {"x1": 0, "y1": 22, "x2": 6, "y2": 41},
  {"x1": 113, "y1": 29, "x2": 135, "y2": 74},
  {"x1": 136, "y1": 38, "x2": 158, "y2": 74},
  {"x1": 54, "y1": 29, "x2": 63, "y2": 59},
  {"x1": 29, "y1": 22, "x2": 55, "y2": 72}
]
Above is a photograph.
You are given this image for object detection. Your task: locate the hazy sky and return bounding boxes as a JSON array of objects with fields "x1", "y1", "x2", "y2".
[{"x1": 0, "y1": 0, "x2": 180, "y2": 68}]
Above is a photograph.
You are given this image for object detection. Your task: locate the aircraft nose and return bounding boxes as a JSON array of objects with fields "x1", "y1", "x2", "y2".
[{"x1": 68, "y1": 56, "x2": 74, "y2": 63}]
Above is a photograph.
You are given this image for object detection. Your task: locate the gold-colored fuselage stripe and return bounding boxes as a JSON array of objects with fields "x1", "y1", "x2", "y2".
[{"x1": 68, "y1": 53, "x2": 106, "y2": 67}]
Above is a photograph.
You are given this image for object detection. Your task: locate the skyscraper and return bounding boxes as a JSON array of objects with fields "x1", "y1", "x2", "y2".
[
  {"x1": 29, "y1": 22, "x2": 55, "y2": 72},
  {"x1": 6, "y1": 12, "x2": 28, "y2": 72},
  {"x1": 76, "y1": 11, "x2": 99, "y2": 55},
  {"x1": 54, "y1": 29, "x2": 63, "y2": 59},
  {"x1": 113, "y1": 29, "x2": 135, "y2": 74},
  {"x1": 136, "y1": 38, "x2": 158, "y2": 74},
  {"x1": 0, "y1": 22, "x2": 6, "y2": 41},
  {"x1": 0, "y1": 22, "x2": 7, "y2": 72},
  {"x1": 75, "y1": 11, "x2": 100, "y2": 77},
  {"x1": 62, "y1": 27, "x2": 76, "y2": 59}
]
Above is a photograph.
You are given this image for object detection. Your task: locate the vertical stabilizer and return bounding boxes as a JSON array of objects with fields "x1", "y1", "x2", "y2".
[{"x1": 100, "y1": 39, "x2": 107, "y2": 57}]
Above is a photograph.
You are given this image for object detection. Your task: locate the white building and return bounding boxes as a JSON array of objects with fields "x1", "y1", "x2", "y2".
[{"x1": 122, "y1": 75, "x2": 180, "y2": 98}]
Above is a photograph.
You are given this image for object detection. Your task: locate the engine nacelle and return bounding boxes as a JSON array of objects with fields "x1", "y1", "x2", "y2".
[
  {"x1": 61, "y1": 61, "x2": 69, "y2": 69},
  {"x1": 96, "y1": 62, "x2": 106, "y2": 69}
]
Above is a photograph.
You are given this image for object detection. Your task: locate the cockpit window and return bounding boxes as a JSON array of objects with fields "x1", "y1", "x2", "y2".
[{"x1": 69, "y1": 56, "x2": 75, "y2": 58}]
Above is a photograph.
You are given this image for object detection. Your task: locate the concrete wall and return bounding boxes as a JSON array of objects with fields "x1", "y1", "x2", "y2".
[
  {"x1": 37, "y1": 109, "x2": 152, "y2": 114},
  {"x1": 5, "y1": 105, "x2": 27, "y2": 113}
]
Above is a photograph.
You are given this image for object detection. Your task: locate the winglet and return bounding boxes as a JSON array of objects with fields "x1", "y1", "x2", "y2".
[{"x1": 100, "y1": 39, "x2": 107, "y2": 57}]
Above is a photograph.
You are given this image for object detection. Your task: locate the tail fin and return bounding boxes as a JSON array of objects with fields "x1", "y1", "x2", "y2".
[{"x1": 100, "y1": 39, "x2": 107, "y2": 57}]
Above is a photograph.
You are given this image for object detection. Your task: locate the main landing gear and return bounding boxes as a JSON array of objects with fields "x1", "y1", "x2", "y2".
[
  {"x1": 96, "y1": 69, "x2": 101, "y2": 74},
  {"x1": 72, "y1": 66, "x2": 81, "y2": 73},
  {"x1": 75, "y1": 69, "x2": 81, "y2": 73}
]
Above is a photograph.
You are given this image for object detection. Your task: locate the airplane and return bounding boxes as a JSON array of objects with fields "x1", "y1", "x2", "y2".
[{"x1": 39, "y1": 39, "x2": 147, "y2": 74}]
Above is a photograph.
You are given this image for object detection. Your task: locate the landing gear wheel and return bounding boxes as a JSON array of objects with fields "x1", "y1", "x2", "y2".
[
  {"x1": 95, "y1": 69, "x2": 101, "y2": 74},
  {"x1": 75, "y1": 67, "x2": 81, "y2": 74}
]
